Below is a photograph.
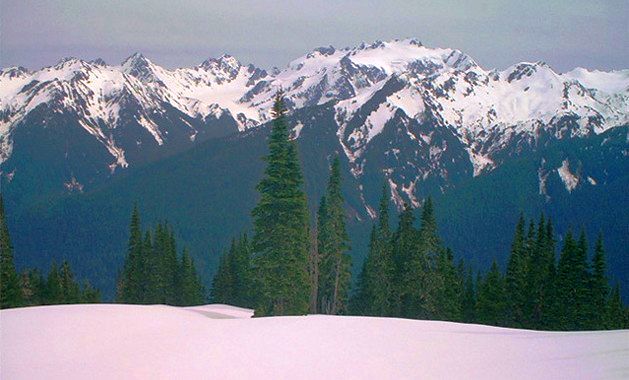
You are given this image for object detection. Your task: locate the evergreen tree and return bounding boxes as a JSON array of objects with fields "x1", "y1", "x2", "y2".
[
  {"x1": 20, "y1": 269, "x2": 45, "y2": 306},
  {"x1": 587, "y1": 233, "x2": 609, "y2": 329},
  {"x1": 211, "y1": 245, "x2": 234, "y2": 304},
  {"x1": 230, "y1": 234, "x2": 254, "y2": 308},
  {"x1": 60, "y1": 261, "x2": 81, "y2": 304},
  {"x1": 161, "y1": 225, "x2": 180, "y2": 305},
  {"x1": 251, "y1": 92, "x2": 311, "y2": 316},
  {"x1": 46, "y1": 262, "x2": 63, "y2": 305},
  {"x1": 317, "y1": 157, "x2": 351, "y2": 315},
  {"x1": 505, "y1": 214, "x2": 529, "y2": 327},
  {"x1": 308, "y1": 224, "x2": 320, "y2": 314},
  {"x1": 0, "y1": 195, "x2": 22, "y2": 309},
  {"x1": 179, "y1": 248, "x2": 206, "y2": 306},
  {"x1": 476, "y1": 261, "x2": 507, "y2": 326},
  {"x1": 553, "y1": 229, "x2": 590, "y2": 330},
  {"x1": 394, "y1": 203, "x2": 420, "y2": 318},
  {"x1": 80, "y1": 280, "x2": 101, "y2": 303},
  {"x1": 434, "y1": 248, "x2": 462, "y2": 321},
  {"x1": 526, "y1": 215, "x2": 555, "y2": 329},
  {"x1": 461, "y1": 266, "x2": 477, "y2": 323},
  {"x1": 117, "y1": 206, "x2": 144, "y2": 303},
  {"x1": 351, "y1": 184, "x2": 393, "y2": 316},
  {"x1": 604, "y1": 284, "x2": 625, "y2": 330},
  {"x1": 142, "y1": 230, "x2": 161, "y2": 304},
  {"x1": 574, "y1": 230, "x2": 592, "y2": 330}
]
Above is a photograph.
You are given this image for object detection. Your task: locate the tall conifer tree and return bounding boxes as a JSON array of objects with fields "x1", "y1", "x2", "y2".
[
  {"x1": 477, "y1": 261, "x2": 507, "y2": 326},
  {"x1": 588, "y1": 233, "x2": 609, "y2": 329},
  {"x1": 317, "y1": 157, "x2": 351, "y2": 314},
  {"x1": 505, "y1": 214, "x2": 529, "y2": 327},
  {"x1": 251, "y1": 91, "x2": 310, "y2": 316},
  {"x1": 352, "y1": 184, "x2": 393, "y2": 316},
  {"x1": 0, "y1": 195, "x2": 21, "y2": 308}
]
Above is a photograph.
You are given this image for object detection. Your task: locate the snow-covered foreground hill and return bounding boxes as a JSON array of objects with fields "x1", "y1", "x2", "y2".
[{"x1": 1, "y1": 304, "x2": 627, "y2": 379}]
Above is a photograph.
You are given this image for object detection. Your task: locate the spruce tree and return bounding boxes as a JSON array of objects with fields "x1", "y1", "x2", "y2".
[
  {"x1": 251, "y1": 91, "x2": 311, "y2": 316},
  {"x1": 231, "y1": 234, "x2": 254, "y2": 308},
  {"x1": 352, "y1": 184, "x2": 393, "y2": 316},
  {"x1": 46, "y1": 262, "x2": 63, "y2": 305},
  {"x1": 574, "y1": 230, "x2": 592, "y2": 330},
  {"x1": 161, "y1": 225, "x2": 180, "y2": 305},
  {"x1": 60, "y1": 261, "x2": 81, "y2": 303},
  {"x1": 143, "y1": 230, "x2": 160, "y2": 304},
  {"x1": 553, "y1": 229, "x2": 590, "y2": 330},
  {"x1": 588, "y1": 233, "x2": 609, "y2": 329},
  {"x1": 393, "y1": 203, "x2": 420, "y2": 318},
  {"x1": 526, "y1": 215, "x2": 556, "y2": 329},
  {"x1": 434, "y1": 248, "x2": 462, "y2": 321},
  {"x1": 317, "y1": 157, "x2": 351, "y2": 315},
  {"x1": 211, "y1": 246, "x2": 234, "y2": 304},
  {"x1": 179, "y1": 248, "x2": 206, "y2": 306},
  {"x1": 605, "y1": 284, "x2": 624, "y2": 330},
  {"x1": 476, "y1": 261, "x2": 507, "y2": 326},
  {"x1": 505, "y1": 214, "x2": 529, "y2": 327},
  {"x1": 117, "y1": 206, "x2": 144, "y2": 303},
  {"x1": 20, "y1": 269, "x2": 45, "y2": 306},
  {"x1": 461, "y1": 266, "x2": 477, "y2": 323},
  {"x1": 0, "y1": 195, "x2": 22, "y2": 308},
  {"x1": 80, "y1": 280, "x2": 101, "y2": 303}
]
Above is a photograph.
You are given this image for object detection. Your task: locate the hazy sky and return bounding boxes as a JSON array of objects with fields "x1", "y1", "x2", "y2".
[{"x1": 1, "y1": 0, "x2": 627, "y2": 72}]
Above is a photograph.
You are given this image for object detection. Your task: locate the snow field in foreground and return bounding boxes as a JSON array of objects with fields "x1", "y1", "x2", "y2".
[{"x1": 1, "y1": 304, "x2": 627, "y2": 379}]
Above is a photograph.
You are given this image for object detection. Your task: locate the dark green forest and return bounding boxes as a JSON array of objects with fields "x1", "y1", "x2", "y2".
[{"x1": 2, "y1": 94, "x2": 627, "y2": 330}]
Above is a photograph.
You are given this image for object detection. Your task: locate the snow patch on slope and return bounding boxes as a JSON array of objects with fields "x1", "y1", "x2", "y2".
[{"x1": 557, "y1": 159, "x2": 579, "y2": 192}]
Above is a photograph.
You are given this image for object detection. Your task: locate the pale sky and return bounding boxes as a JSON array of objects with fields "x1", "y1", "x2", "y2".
[{"x1": 1, "y1": 0, "x2": 627, "y2": 72}]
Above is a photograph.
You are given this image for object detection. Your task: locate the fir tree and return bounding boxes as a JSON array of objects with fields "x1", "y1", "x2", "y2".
[
  {"x1": 251, "y1": 91, "x2": 311, "y2": 316},
  {"x1": 317, "y1": 156, "x2": 351, "y2": 315},
  {"x1": 0, "y1": 195, "x2": 22, "y2": 309}
]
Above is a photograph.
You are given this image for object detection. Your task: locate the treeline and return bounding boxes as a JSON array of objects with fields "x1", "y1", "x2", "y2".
[
  {"x1": 351, "y1": 187, "x2": 627, "y2": 330},
  {"x1": 116, "y1": 207, "x2": 205, "y2": 306},
  {"x1": 211, "y1": 92, "x2": 627, "y2": 330},
  {"x1": 1, "y1": 196, "x2": 100, "y2": 309}
]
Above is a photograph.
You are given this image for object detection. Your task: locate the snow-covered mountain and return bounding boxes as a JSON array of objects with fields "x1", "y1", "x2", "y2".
[{"x1": 1, "y1": 39, "x2": 627, "y2": 204}]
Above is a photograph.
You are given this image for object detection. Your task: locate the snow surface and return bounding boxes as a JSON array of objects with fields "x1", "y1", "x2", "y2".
[{"x1": 2, "y1": 304, "x2": 627, "y2": 380}]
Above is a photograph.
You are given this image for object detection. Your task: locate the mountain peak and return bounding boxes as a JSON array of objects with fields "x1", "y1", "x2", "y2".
[
  {"x1": 0, "y1": 66, "x2": 30, "y2": 78},
  {"x1": 90, "y1": 58, "x2": 107, "y2": 67},
  {"x1": 121, "y1": 53, "x2": 160, "y2": 82},
  {"x1": 122, "y1": 52, "x2": 151, "y2": 67}
]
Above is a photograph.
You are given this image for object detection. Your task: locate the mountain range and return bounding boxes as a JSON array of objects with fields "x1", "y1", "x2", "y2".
[{"x1": 1, "y1": 39, "x2": 627, "y2": 299}]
